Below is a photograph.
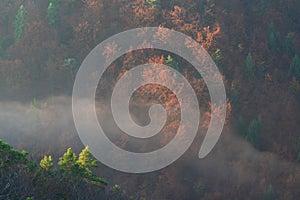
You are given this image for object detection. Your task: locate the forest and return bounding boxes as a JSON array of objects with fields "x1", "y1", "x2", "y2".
[{"x1": 0, "y1": 0, "x2": 300, "y2": 199}]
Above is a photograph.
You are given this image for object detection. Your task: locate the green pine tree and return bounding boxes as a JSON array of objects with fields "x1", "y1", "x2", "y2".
[
  {"x1": 77, "y1": 146, "x2": 97, "y2": 169},
  {"x1": 46, "y1": 0, "x2": 60, "y2": 28},
  {"x1": 58, "y1": 147, "x2": 77, "y2": 174},
  {"x1": 58, "y1": 147, "x2": 107, "y2": 186},
  {"x1": 265, "y1": 185, "x2": 275, "y2": 200},
  {"x1": 268, "y1": 22, "x2": 281, "y2": 51},
  {"x1": 14, "y1": 5, "x2": 26, "y2": 41},
  {"x1": 284, "y1": 33, "x2": 295, "y2": 57},
  {"x1": 213, "y1": 49, "x2": 223, "y2": 68},
  {"x1": 297, "y1": 138, "x2": 300, "y2": 162},
  {"x1": 246, "y1": 116, "x2": 262, "y2": 149},
  {"x1": 146, "y1": 0, "x2": 161, "y2": 9},
  {"x1": 290, "y1": 55, "x2": 300, "y2": 80},
  {"x1": 40, "y1": 155, "x2": 53, "y2": 171},
  {"x1": 165, "y1": 55, "x2": 180, "y2": 72},
  {"x1": 245, "y1": 53, "x2": 255, "y2": 79}
]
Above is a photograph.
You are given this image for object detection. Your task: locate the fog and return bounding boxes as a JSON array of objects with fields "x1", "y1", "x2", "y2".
[{"x1": 0, "y1": 96, "x2": 299, "y2": 199}]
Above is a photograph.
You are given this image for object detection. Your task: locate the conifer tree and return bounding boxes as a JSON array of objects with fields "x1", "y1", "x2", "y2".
[
  {"x1": 165, "y1": 55, "x2": 180, "y2": 72},
  {"x1": 245, "y1": 53, "x2": 255, "y2": 79},
  {"x1": 268, "y1": 22, "x2": 281, "y2": 51},
  {"x1": 46, "y1": 0, "x2": 60, "y2": 28},
  {"x1": 14, "y1": 5, "x2": 26, "y2": 41},
  {"x1": 290, "y1": 55, "x2": 300, "y2": 80},
  {"x1": 246, "y1": 116, "x2": 262, "y2": 149},
  {"x1": 40, "y1": 155, "x2": 53, "y2": 171},
  {"x1": 284, "y1": 33, "x2": 295, "y2": 57}
]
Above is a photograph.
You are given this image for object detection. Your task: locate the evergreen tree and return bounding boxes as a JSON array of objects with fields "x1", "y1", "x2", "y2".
[
  {"x1": 58, "y1": 147, "x2": 77, "y2": 174},
  {"x1": 238, "y1": 116, "x2": 247, "y2": 137},
  {"x1": 245, "y1": 53, "x2": 255, "y2": 79},
  {"x1": 284, "y1": 33, "x2": 295, "y2": 57},
  {"x1": 146, "y1": 0, "x2": 161, "y2": 9},
  {"x1": 58, "y1": 147, "x2": 107, "y2": 186},
  {"x1": 14, "y1": 5, "x2": 26, "y2": 41},
  {"x1": 246, "y1": 116, "x2": 262, "y2": 149},
  {"x1": 77, "y1": 146, "x2": 97, "y2": 169},
  {"x1": 265, "y1": 185, "x2": 275, "y2": 200},
  {"x1": 258, "y1": 65, "x2": 265, "y2": 81},
  {"x1": 230, "y1": 86, "x2": 239, "y2": 114},
  {"x1": 268, "y1": 22, "x2": 281, "y2": 51},
  {"x1": 165, "y1": 55, "x2": 180, "y2": 72},
  {"x1": 290, "y1": 55, "x2": 300, "y2": 80},
  {"x1": 40, "y1": 155, "x2": 53, "y2": 171},
  {"x1": 297, "y1": 138, "x2": 300, "y2": 162},
  {"x1": 213, "y1": 48, "x2": 223, "y2": 69},
  {"x1": 46, "y1": 0, "x2": 60, "y2": 28}
]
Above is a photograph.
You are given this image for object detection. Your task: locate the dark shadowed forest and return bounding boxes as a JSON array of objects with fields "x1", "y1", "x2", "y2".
[{"x1": 1, "y1": 0, "x2": 300, "y2": 199}]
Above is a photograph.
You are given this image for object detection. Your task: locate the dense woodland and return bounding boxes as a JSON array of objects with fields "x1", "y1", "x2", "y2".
[{"x1": 1, "y1": 0, "x2": 300, "y2": 199}]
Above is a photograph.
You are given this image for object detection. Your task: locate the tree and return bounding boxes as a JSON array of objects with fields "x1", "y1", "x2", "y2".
[
  {"x1": 290, "y1": 77, "x2": 300, "y2": 100},
  {"x1": 297, "y1": 138, "x2": 300, "y2": 162},
  {"x1": 213, "y1": 48, "x2": 223, "y2": 69},
  {"x1": 265, "y1": 185, "x2": 275, "y2": 200},
  {"x1": 246, "y1": 116, "x2": 262, "y2": 149},
  {"x1": 165, "y1": 55, "x2": 180, "y2": 72},
  {"x1": 77, "y1": 146, "x2": 97, "y2": 169},
  {"x1": 58, "y1": 147, "x2": 77, "y2": 174},
  {"x1": 40, "y1": 155, "x2": 53, "y2": 171},
  {"x1": 284, "y1": 33, "x2": 295, "y2": 57},
  {"x1": 63, "y1": 57, "x2": 78, "y2": 80},
  {"x1": 230, "y1": 86, "x2": 239, "y2": 114},
  {"x1": 238, "y1": 116, "x2": 247, "y2": 137},
  {"x1": 146, "y1": 0, "x2": 161, "y2": 9},
  {"x1": 290, "y1": 55, "x2": 300, "y2": 80},
  {"x1": 0, "y1": 140, "x2": 37, "y2": 199},
  {"x1": 46, "y1": 0, "x2": 60, "y2": 28},
  {"x1": 257, "y1": 0, "x2": 271, "y2": 16},
  {"x1": 257, "y1": 65, "x2": 265, "y2": 81},
  {"x1": 245, "y1": 53, "x2": 255, "y2": 79},
  {"x1": 58, "y1": 147, "x2": 107, "y2": 186},
  {"x1": 268, "y1": 22, "x2": 280, "y2": 51},
  {"x1": 14, "y1": 5, "x2": 26, "y2": 41}
]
